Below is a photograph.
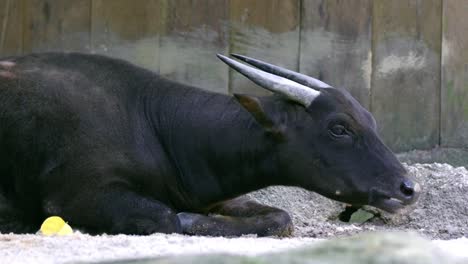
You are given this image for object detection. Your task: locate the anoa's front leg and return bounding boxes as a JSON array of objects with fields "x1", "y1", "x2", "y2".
[
  {"x1": 177, "y1": 197, "x2": 293, "y2": 237},
  {"x1": 50, "y1": 187, "x2": 182, "y2": 235}
]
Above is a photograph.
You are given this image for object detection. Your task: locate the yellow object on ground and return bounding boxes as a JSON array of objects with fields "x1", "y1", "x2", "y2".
[{"x1": 40, "y1": 216, "x2": 73, "y2": 236}]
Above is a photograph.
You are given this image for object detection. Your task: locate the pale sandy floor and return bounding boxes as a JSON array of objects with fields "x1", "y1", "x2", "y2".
[
  {"x1": 1, "y1": 232, "x2": 317, "y2": 263},
  {"x1": 1, "y1": 232, "x2": 467, "y2": 264}
]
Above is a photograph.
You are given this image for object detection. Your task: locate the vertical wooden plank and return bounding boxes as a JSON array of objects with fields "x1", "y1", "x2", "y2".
[
  {"x1": 159, "y1": 0, "x2": 229, "y2": 94},
  {"x1": 229, "y1": 0, "x2": 300, "y2": 95},
  {"x1": 441, "y1": 0, "x2": 468, "y2": 147},
  {"x1": 0, "y1": 0, "x2": 23, "y2": 56},
  {"x1": 372, "y1": 0, "x2": 441, "y2": 152},
  {"x1": 23, "y1": 0, "x2": 91, "y2": 53},
  {"x1": 300, "y1": 0, "x2": 372, "y2": 108},
  {"x1": 91, "y1": 0, "x2": 162, "y2": 72}
]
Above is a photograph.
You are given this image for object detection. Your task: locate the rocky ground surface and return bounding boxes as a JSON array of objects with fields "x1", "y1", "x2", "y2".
[{"x1": 1, "y1": 230, "x2": 466, "y2": 264}]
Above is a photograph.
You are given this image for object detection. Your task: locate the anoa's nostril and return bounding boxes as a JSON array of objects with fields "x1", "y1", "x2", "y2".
[{"x1": 400, "y1": 180, "x2": 415, "y2": 197}]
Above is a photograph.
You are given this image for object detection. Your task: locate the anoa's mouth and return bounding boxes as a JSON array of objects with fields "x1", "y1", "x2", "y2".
[{"x1": 368, "y1": 187, "x2": 420, "y2": 213}]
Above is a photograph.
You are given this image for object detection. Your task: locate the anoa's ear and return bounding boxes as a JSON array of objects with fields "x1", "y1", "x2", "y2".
[{"x1": 234, "y1": 94, "x2": 284, "y2": 139}]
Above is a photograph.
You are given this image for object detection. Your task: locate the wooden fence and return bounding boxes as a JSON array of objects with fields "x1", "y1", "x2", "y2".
[{"x1": 1, "y1": 0, "x2": 467, "y2": 152}]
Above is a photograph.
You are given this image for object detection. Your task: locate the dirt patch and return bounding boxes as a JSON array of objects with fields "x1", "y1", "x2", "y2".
[{"x1": 247, "y1": 163, "x2": 468, "y2": 239}]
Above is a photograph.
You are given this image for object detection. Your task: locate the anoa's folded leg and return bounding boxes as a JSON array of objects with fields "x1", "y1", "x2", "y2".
[
  {"x1": 53, "y1": 187, "x2": 182, "y2": 235},
  {"x1": 177, "y1": 197, "x2": 293, "y2": 237}
]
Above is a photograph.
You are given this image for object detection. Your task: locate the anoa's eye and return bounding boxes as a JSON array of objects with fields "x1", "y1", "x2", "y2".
[{"x1": 329, "y1": 124, "x2": 347, "y2": 137}]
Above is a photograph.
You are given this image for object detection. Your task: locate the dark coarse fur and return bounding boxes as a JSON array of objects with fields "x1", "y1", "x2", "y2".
[{"x1": 0, "y1": 53, "x2": 419, "y2": 235}]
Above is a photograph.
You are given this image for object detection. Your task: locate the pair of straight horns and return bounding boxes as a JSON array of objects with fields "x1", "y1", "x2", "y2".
[{"x1": 217, "y1": 54, "x2": 332, "y2": 107}]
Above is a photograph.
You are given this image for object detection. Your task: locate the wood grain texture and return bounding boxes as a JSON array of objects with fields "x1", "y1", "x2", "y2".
[
  {"x1": 159, "y1": 0, "x2": 229, "y2": 94},
  {"x1": 0, "y1": 0, "x2": 23, "y2": 56},
  {"x1": 371, "y1": 0, "x2": 442, "y2": 152},
  {"x1": 23, "y1": 0, "x2": 91, "y2": 53},
  {"x1": 300, "y1": 0, "x2": 372, "y2": 108},
  {"x1": 91, "y1": 0, "x2": 162, "y2": 71},
  {"x1": 229, "y1": 0, "x2": 300, "y2": 95},
  {"x1": 441, "y1": 0, "x2": 468, "y2": 147}
]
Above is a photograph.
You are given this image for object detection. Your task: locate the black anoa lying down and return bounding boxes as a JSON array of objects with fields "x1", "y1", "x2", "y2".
[{"x1": 0, "y1": 52, "x2": 419, "y2": 236}]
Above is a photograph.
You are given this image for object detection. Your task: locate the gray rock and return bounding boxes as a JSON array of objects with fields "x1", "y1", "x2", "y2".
[{"x1": 103, "y1": 232, "x2": 465, "y2": 264}]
